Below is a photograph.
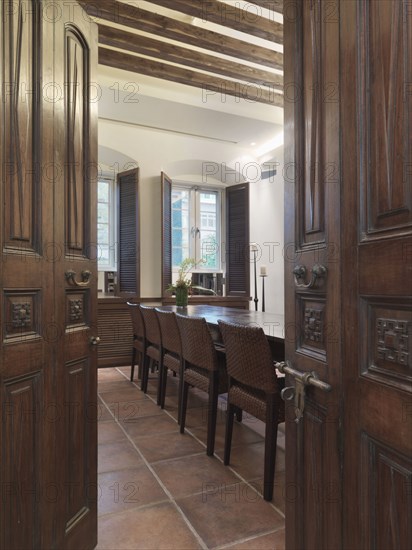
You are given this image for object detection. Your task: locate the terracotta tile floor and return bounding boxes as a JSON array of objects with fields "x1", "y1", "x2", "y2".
[{"x1": 96, "y1": 366, "x2": 286, "y2": 550}]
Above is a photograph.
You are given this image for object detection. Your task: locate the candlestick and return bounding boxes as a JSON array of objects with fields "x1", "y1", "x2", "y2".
[
  {"x1": 260, "y1": 273, "x2": 267, "y2": 312},
  {"x1": 253, "y1": 248, "x2": 258, "y2": 311}
]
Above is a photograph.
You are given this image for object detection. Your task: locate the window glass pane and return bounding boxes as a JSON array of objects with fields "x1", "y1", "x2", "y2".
[
  {"x1": 98, "y1": 245, "x2": 110, "y2": 265},
  {"x1": 199, "y1": 192, "x2": 218, "y2": 268},
  {"x1": 201, "y1": 233, "x2": 218, "y2": 269},
  {"x1": 98, "y1": 223, "x2": 109, "y2": 244},
  {"x1": 97, "y1": 203, "x2": 109, "y2": 224},
  {"x1": 171, "y1": 187, "x2": 220, "y2": 271},
  {"x1": 98, "y1": 181, "x2": 109, "y2": 202},
  {"x1": 97, "y1": 179, "x2": 115, "y2": 270},
  {"x1": 172, "y1": 189, "x2": 190, "y2": 268}
]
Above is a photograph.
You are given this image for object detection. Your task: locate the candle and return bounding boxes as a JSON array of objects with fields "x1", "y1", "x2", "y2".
[
  {"x1": 250, "y1": 243, "x2": 258, "y2": 252},
  {"x1": 260, "y1": 265, "x2": 267, "y2": 276}
]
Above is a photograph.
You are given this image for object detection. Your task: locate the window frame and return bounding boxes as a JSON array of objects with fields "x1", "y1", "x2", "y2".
[
  {"x1": 171, "y1": 183, "x2": 224, "y2": 273},
  {"x1": 97, "y1": 174, "x2": 117, "y2": 272}
]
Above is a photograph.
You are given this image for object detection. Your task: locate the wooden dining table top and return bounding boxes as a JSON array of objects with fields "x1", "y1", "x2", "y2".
[{"x1": 156, "y1": 304, "x2": 285, "y2": 344}]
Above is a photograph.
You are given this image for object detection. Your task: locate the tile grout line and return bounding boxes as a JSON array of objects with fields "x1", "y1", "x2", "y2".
[
  {"x1": 213, "y1": 525, "x2": 285, "y2": 550},
  {"x1": 140, "y1": 382, "x2": 286, "y2": 519},
  {"x1": 106, "y1": 369, "x2": 286, "y2": 518},
  {"x1": 99, "y1": 369, "x2": 210, "y2": 550},
  {"x1": 105, "y1": 369, "x2": 285, "y2": 527}
]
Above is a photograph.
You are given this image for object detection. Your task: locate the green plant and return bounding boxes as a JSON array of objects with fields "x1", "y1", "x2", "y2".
[{"x1": 167, "y1": 257, "x2": 205, "y2": 293}]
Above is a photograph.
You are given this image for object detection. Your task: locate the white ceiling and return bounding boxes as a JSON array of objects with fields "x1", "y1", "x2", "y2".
[{"x1": 96, "y1": 0, "x2": 284, "y2": 158}]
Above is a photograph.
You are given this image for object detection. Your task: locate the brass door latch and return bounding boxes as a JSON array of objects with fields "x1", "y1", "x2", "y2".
[{"x1": 275, "y1": 360, "x2": 332, "y2": 423}]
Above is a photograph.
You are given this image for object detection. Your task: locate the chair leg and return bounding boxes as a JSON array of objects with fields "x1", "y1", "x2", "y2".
[
  {"x1": 263, "y1": 398, "x2": 278, "y2": 501},
  {"x1": 141, "y1": 355, "x2": 150, "y2": 393},
  {"x1": 156, "y1": 357, "x2": 164, "y2": 406},
  {"x1": 130, "y1": 347, "x2": 136, "y2": 382},
  {"x1": 137, "y1": 351, "x2": 143, "y2": 380},
  {"x1": 235, "y1": 408, "x2": 243, "y2": 422},
  {"x1": 224, "y1": 402, "x2": 235, "y2": 465},
  {"x1": 176, "y1": 366, "x2": 183, "y2": 426},
  {"x1": 206, "y1": 371, "x2": 219, "y2": 457},
  {"x1": 160, "y1": 365, "x2": 168, "y2": 409},
  {"x1": 180, "y1": 380, "x2": 189, "y2": 434}
]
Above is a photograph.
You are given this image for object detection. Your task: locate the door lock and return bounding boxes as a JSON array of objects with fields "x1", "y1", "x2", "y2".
[
  {"x1": 90, "y1": 336, "x2": 101, "y2": 346},
  {"x1": 276, "y1": 360, "x2": 332, "y2": 423}
]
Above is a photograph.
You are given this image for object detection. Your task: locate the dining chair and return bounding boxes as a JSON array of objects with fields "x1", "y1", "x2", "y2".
[
  {"x1": 155, "y1": 309, "x2": 184, "y2": 423},
  {"x1": 176, "y1": 313, "x2": 228, "y2": 456},
  {"x1": 218, "y1": 319, "x2": 285, "y2": 501},
  {"x1": 126, "y1": 302, "x2": 146, "y2": 383},
  {"x1": 139, "y1": 305, "x2": 162, "y2": 399}
]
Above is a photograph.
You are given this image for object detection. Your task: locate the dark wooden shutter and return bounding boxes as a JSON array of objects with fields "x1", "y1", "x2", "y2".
[
  {"x1": 161, "y1": 171, "x2": 172, "y2": 295},
  {"x1": 226, "y1": 182, "x2": 250, "y2": 296},
  {"x1": 117, "y1": 168, "x2": 140, "y2": 295}
]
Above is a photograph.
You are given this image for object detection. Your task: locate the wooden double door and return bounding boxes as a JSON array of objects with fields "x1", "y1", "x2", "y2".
[
  {"x1": 284, "y1": 1, "x2": 411, "y2": 548},
  {"x1": 0, "y1": 1, "x2": 98, "y2": 548}
]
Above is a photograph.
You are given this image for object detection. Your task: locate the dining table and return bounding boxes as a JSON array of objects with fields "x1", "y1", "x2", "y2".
[{"x1": 156, "y1": 304, "x2": 285, "y2": 361}]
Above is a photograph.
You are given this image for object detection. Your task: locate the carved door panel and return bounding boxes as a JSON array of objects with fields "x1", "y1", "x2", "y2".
[
  {"x1": 284, "y1": 0, "x2": 411, "y2": 548},
  {"x1": 54, "y1": 3, "x2": 98, "y2": 549},
  {"x1": 284, "y1": 1, "x2": 342, "y2": 548},
  {"x1": 342, "y1": 1, "x2": 412, "y2": 548},
  {"x1": 1, "y1": 2, "x2": 98, "y2": 549},
  {"x1": 0, "y1": 2, "x2": 56, "y2": 549}
]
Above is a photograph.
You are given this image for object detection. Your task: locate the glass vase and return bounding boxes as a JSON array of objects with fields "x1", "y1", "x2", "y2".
[{"x1": 175, "y1": 286, "x2": 189, "y2": 307}]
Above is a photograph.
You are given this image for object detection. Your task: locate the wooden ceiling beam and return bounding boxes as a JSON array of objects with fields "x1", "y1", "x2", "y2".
[
  {"x1": 78, "y1": 0, "x2": 283, "y2": 70},
  {"x1": 146, "y1": 0, "x2": 283, "y2": 43},
  {"x1": 98, "y1": 24, "x2": 283, "y2": 88},
  {"x1": 249, "y1": 0, "x2": 284, "y2": 15},
  {"x1": 99, "y1": 47, "x2": 284, "y2": 107}
]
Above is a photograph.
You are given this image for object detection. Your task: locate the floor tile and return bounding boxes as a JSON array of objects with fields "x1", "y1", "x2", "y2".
[
  {"x1": 98, "y1": 368, "x2": 126, "y2": 382},
  {"x1": 137, "y1": 431, "x2": 205, "y2": 463},
  {"x1": 152, "y1": 453, "x2": 239, "y2": 499},
  {"x1": 215, "y1": 444, "x2": 285, "y2": 482},
  {"x1": 98, "y1": 440, "x2": 142, "y2": 474},
  {"x1": 98, "y1": 421, "x2": 128, "y2": 444},
  {"x1": 97, "y1": 502, "x2": 203, "y2": 549},
  {"x1": 98, "y1": 465, "x2": 167, "y2": 516},
  {"x1": 252, "y1": 472, "x2": 287, "y2": 515},
  {"x1": 190, "y1": 418, "x2": 264, "y2": 453},
  {"x1": 177, "y1": 482, "x2": 284, "y2": 548},
  {"x1": 96, "y1": 370, "x2": 286, "y2": 549},
  {"x1": 98, "y1": 398, "x2": 116, "y2": 422},
  {"x1": 223, "y1": 528, "x2": 285, "y2": 549},
  {"x1": 99, "y1": 387, "x2": 148, "y2": 404},
  {"x1": 122, "y1": 413, "x2": 179, "y2": 440}
]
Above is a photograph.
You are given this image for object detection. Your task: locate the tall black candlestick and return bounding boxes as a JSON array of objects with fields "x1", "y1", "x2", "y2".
[
  {"x1": 261, "y1": 274, "x2": 267, "y2": 312},
  {"x1": 253, "y1": 249, "x2": 258, "y2": 311}
]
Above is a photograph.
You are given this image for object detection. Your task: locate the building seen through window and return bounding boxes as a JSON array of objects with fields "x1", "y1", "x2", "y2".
[{"x1": 172, "y1": 186, "x2": 220, "y2": 271}]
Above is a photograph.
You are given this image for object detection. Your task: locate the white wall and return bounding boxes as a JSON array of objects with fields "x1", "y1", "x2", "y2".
[
  {"x1": 98, "y1": 119, "x2": 284, "y2": 307},
  {"x1": 249, "y1": 146, "x2": 284, "y2": 315}
]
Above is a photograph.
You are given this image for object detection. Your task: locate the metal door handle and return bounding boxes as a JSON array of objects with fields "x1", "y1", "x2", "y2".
[
  {"x1": 90, "y1": 336, "x2": 100, "y2": 346},
  {"x1": 275, "y1": 360, "x2": 332, "y2": 423},
  {"x1": 65, "y1": 270, "x2": 92, "y2": 287},
  {"x1": 293, "y1": 264, "x2": 327, "y2": 289}
]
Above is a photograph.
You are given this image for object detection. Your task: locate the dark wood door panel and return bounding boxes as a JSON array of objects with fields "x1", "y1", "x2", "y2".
[
  {"x1": 358, "y1": 0, "x2": 412, "y2": 237},
  {"x1": 284, "y1": 1, "x2": 342, "y2": 549},
  {"x1": 1, "y1": 2, "x2": 98, "y2": 549},
  {"x1": 341, "y1": 0, "x2": 412, "y2": 548},
  {"x1": 361, "y1": 434, "x2": 412, "y2": 550},
  {"x1": 54, "y1": 4, "x2": 98, "y2": 548},
  {"x1": 0, "y1": 3, "x2": 56, "y2": 549}
]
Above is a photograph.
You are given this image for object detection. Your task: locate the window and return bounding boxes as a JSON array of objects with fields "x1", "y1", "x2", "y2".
[
  {"x1": 172, "y1": 186, "x2": 221, "y2": 271},
  {"x1": 97, "y1": 177, "x2": 116, "y2": 270}
]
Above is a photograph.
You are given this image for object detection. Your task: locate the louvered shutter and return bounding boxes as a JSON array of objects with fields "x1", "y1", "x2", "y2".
[
  {"x1": 161, "y1": 172, "x2": 172, "y2": 295},
  {"x1": 117, "y1": 168, "x2": 140, "y2": 295},
  {"x1": 226, "y1": 182, "x2": 250, "y2": 296}
]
